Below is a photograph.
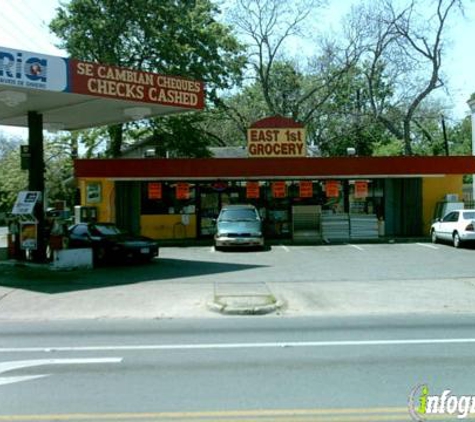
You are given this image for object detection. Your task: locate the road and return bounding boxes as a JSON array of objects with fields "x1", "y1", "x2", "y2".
[{"x1": 1, "y1": 315, "x2": 475, "y2": 421}]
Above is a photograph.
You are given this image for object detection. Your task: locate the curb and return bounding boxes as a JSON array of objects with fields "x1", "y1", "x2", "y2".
[{"x1": 207, "y1": 296, "x2": 285, "y2": 316}]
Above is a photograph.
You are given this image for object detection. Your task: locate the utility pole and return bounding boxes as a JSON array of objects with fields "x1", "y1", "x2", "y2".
[{"x1": 441, "y1": 115, "x2": 449, "y2": 156}]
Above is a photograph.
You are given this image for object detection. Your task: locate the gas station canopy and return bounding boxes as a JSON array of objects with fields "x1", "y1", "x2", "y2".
[{"x1": 0, "y1": 46, "x2": 205, "y2": 130}]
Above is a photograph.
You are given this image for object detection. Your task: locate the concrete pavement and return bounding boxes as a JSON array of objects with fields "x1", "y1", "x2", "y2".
[{"x1": 1, "y1": 242, "x2": 475, "y2": 320}]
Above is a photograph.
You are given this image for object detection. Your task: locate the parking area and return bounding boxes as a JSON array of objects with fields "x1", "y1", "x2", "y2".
[
  {"x1": 1, "y1": 239, "x2": 475, "y2": 319},
  {"x1": 159, "y1": 241, "x2": 475, "y2": 284}
]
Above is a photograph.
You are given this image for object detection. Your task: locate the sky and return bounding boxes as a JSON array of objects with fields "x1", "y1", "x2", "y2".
[{"x1": 1, "y1": 0, "x2": 475, "y2": 138}]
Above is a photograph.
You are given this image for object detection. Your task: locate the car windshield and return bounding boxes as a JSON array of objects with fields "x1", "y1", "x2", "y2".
[
  {"x1": 90, "y1": 224, "x2": 124, "y2": 236},
  {"x1": 219, "y1": 209, "x2": 258, "y2": 221},
  {"x1": 463, "y1": 211, "x2": 475, "y2": 219}
]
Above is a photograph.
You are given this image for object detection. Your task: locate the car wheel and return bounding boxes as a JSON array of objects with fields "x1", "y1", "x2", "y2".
[
  {"x1": 453, "y1": 232, "x2": 462, "y2": 248},
  {"x1": 431, "y1": 230, "x2": 438, "y2": 244}
]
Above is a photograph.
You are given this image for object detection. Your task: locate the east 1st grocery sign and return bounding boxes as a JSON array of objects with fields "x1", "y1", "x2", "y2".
[{"x1": 247, "y1": 116, "x2": 306, "y2": 158}]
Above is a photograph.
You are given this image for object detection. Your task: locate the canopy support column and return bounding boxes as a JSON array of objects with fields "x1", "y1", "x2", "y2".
[{"x1": 28, "y1": 111, "x2": 46, "y2": 261}]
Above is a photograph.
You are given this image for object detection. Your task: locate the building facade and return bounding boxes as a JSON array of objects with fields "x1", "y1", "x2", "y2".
[{"x1": 74, "y1": 156, "x2": 475, "y2": 242}]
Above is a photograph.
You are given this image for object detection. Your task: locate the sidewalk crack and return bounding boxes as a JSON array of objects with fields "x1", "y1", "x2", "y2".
[{"x1": 0, "y1": 289, "x2": 17, "y2": 302}]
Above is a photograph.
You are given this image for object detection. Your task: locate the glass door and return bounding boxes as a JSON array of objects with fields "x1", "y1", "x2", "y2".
[{"x1": 198, "y1": 187, "x2": 220, "y2": 237}]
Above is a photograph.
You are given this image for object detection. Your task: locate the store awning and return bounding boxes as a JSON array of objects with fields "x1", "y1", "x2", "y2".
[{"x1": 74, "y1": 156, "x2": 475, "y2": 180}]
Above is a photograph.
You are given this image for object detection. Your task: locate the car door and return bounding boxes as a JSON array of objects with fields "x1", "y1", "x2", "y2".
[
  {"x1": 438, "y1": 211, "x2": 459, "y2": 240},
  {"x1": 68, "y1": 224, "x2": 92, "y2": 248}
]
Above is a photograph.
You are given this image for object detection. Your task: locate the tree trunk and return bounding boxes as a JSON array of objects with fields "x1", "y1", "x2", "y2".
[
  {"x1": 107, "y1": 124, "x2": 123, "y2": 157},
  {"x1": 403, "y1": 118, "x2": 413, "y2": 156}
]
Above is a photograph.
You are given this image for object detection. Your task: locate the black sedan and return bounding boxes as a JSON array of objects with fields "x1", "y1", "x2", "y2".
[{"x1": 68, "y1": 223, "x2": 159, "y2": 264}]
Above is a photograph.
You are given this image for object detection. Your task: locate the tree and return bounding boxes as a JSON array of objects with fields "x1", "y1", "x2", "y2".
[
  {"x1": 226, "y1": 0, "x2": 359, "y2": 123},
  {"x1": 447, "y1": 115, "x2": 472, "y2": 156},
  {"x1": 50, "y1": 0, "x2": 245, "y2": 157},
  {"x1": 0, "y1": 133, "x2": 77, "y2": 213},
  {"x1": 216, "y1": 0, "x2": 375, "y2": 157},
  {"x1": 345, "y1": 0, "x2": 462, "y2": 155},
  {"x1": 43, "y1": 134, "x2": 79, "y2": 207},
  {"x1": 0, "y1": 137, "x2": 26, "y2": 213}
]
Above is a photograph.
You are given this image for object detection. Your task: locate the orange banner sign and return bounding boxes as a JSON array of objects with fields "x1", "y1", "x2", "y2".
[
  {"x1": 325, "y1": 181, "x2": 340, "y2": 198},
  {"x1": 176, "y1": 183, "x2": 189, "y2": 200},
  {"x1": 246, "y1": 182, "x2": 260, "y2": 199},
  {"x1": 148, "y1": 182, "x2": 162, "y2": 200},
  {"x1": 272, "y1": 182, "x2": 286, "y2": 198},
  {"x1": 299, "y1": 181, "x2": 313, "y2": 198},
  {"x1": 354, "y1": 181, "x2": 368, "y2": 198}
]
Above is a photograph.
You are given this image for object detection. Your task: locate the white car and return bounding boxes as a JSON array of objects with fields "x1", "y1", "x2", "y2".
[{"x1": 430, "y1": 209, "x2": 475, "y2": 248}]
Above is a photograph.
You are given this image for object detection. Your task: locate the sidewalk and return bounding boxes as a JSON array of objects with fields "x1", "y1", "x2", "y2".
[{"x1": 0, "y1": 256, "x2": 474, "y2": 321}]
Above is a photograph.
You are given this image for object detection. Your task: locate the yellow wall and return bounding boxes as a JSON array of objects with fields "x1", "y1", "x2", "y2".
[
  {"x1": 79, "y1": 179, "x2": 115, "y2": 223},
  {"x1": 140, "y1": 215, "x2": 197, "y2": 239},
  {"x1": 78, "y1": 178, "x2": 197, "y2": 239},
  {"x1": 422, "y1": 175, "x2": 464, "y2": 234}
]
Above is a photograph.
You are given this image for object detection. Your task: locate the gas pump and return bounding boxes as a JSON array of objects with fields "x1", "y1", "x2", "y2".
[
  {"x1": 46, "y1": 208, "x2": 71, "y2": 260},
  {"x1": 6, "y1": 214, "x2": 22, "y2": 260},
  {"x1": 9, "y1": 191, "x2": 42, "y2": 260},
  {"x1": 74, "y1": 206, "x2": 98, "y2": 224}
]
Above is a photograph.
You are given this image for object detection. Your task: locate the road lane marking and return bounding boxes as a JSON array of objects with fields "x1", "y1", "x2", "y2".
[
  {"x1": 2, "y1": 338, "x2": 475, "y2": 353},
  {"x1": 416, "y1": 243, "x2": 439, "y2": 250},
  {"x1": 0, "y1": 407, "x2": 416, "y2": 421},
  {"x1": 347, "y1": 244, "x2": 364, "y2": 251},
  {"x1": 0, "y1": 358, "x2": 122, "y2": 386},
  {"x1": 0, "y1": 374, "x2": 48, "y2": 386},
  {"x1": 280, "y1": 244, "x2": 290, "y2": 252}
]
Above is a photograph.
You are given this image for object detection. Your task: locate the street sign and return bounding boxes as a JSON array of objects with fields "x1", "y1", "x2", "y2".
[{"x1": 11, "y1": 191, "x2": 41, "y2": 216}]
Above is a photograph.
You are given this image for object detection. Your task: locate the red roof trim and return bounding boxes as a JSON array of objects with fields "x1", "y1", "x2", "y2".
[
  {"x1": 74, "y1": 156, "x2": 475, "y2": 179},
  {"x1": 250, "y1": 116, "x2": 303, "y2": 128}
]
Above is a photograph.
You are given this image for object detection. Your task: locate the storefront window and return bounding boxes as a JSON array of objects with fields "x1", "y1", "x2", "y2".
[
  {"x1": 348, "y1": 179, "x2": 384, "y2": 217},
  {"x1": 141, "y1": 182, "x2": 196, "y2": 215},
  {"x1": 140, "y1": 179, "x2": 386, "y2": 238}
]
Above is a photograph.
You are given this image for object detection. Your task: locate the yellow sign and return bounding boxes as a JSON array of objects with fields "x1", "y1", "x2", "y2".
[
  {"x1": 247, "y1": 128, "x2": 306, "y2": 157},
  {"x1": 20, "y1": 223, "x2": 38, "y2": 250}
]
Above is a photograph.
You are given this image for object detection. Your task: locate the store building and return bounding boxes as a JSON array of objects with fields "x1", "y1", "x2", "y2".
[{"x1": 74, "y1": 154, "x2": 475, "y2": 242}]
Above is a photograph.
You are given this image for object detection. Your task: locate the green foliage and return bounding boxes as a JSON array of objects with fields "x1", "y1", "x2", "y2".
[
  {"x1": 372, "y1": 139, "x2": 404, "y2": 156},
  {"x1": 127, "y1": 114, "x2": 213, "y2": 158},
  {"x1": 43, "y1": 134, "x2": 78, "y2": 207},
  {"x1": 448, "y1": 116, "x2": 472, "y2": 156},
  {"x1": 0, "y1": 148, "x2": 27, "y2": 212},
  {"x1": 47, "y1": 0, "x2": 468, "y2": 159},
  {"x1": 0, "y1": 133, "x2": 77, "y2": 213}
]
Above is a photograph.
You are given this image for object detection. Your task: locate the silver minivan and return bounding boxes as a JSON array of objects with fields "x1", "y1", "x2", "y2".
[{"x1": 214, "y1": 204, "x2": 264, "y2": 250}]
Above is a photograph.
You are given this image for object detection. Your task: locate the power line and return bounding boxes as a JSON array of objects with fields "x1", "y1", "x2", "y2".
[{"x1": 1, "y1": 0, "x2": 63, "y2": 54}]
